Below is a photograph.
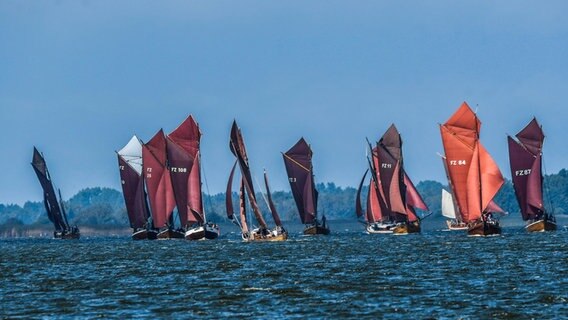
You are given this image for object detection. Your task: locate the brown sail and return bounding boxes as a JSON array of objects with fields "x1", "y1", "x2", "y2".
[{"x1": 283, "y1": 137, "x2": 318, "y2": 224}]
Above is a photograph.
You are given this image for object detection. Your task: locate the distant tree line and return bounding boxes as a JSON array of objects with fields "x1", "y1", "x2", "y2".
[{"x1": 2, "y1": 169, "x2": 568, "y2": 229}]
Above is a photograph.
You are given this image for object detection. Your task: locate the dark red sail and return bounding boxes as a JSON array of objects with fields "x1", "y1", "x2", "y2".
[
  {"x1": 169, "y1": 115, "x2": 203, "y2": 224},
  {"x1": 355, "y1": 170, "x2": 369, "y2": 219},
  {"x1": 376, "y1": 124, "x2": 407, "y2": 218},
  {"x1": 283, "y1": 137, "x2": 318, "y2": 224},
  {"x1": 229, "y1": 121, "x2": 268, "y2": 229},
  {"x1": 166, "y1": 137, "x2": 195, "y2": 226},
  {"x1": 142, "y1": 129, "x2": 176, "y2": 229},
  {"x1": 117, "y1": 146, "x2": 149, "y2": 229},
  {"x1": 264, "y1": 170, "x2": 283, "y2": 226},
  {"x1": 226, "y1": 161, "x2": 238, "y2": 220},
  {"x1": 508, "y1": 118, "x2": 545, "y2": 220}
]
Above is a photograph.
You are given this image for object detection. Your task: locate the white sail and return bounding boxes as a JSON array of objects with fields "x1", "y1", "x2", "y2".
[
  {"x1": 441, "y1": 189, "x2": 456, "y2": 219},
  {"x1": 118, "y1": 135, "x2": 143, "y2": 175}
]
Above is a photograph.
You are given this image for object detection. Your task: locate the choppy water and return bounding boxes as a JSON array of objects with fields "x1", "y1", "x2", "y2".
[{"x1": 1, "y1": 224, "x2": 567, "y2": 319}]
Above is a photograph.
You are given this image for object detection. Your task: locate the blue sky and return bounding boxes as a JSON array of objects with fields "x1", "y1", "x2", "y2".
[{"x1": 1, "y1": 1, "x2": 567, "y2": 205}]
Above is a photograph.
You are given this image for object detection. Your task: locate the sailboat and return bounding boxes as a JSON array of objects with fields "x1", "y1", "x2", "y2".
[
  {"x1": 117, "y1": 136, "x2": 157, "y2": 240},
  {"x1": 226, "y1": 121, "x2": 287, "y2": 241},
  {"x1": 283, "y1": 138, "x2": 330, "y2": 235},
  {"x1": 31, "y1": 147, "x2": 80, "y2": 239},
  {"x1": 355, "y1": 125, "x2": 428, "y2": 235},
  {"x1": 355, "y1": 166, "x2": 396, "y2": 234},
  {"x1": 507, "y1": 118, "x2": 556, "y2": 232},
  {"x1": 167, "y1": 115, "x2": 220, "y2": 240},
  {"x1": 439, "y1": 102, "x2": 505, "y2": 236},
  {"x1": 142, "y1": 129, "x2": 183, "y2": 239},
  {"x1": 441, "y1": 189, "x2": 467, "y2": 231}
]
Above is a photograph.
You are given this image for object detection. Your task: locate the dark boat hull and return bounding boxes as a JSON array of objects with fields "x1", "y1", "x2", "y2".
[
  {"x1": 392, "y1": 221, "x2": 421, "y2": 235},
  {"x1": 303, "y1": 225, "x2": 330, "y2": 235},
  {"x1": 185, "y1": 224, "x2": 220, "y2": 240},
  {"x1": 468, "y1": 220, "x2": 501, "y2": 236},
  {"x1": 132, "y1": 229, "x2": 158, "y2": 240},
  {"x1": 157, "y1": 229, "x2": 185, "y2": 239},
  {"x1": 54, "y1": 230, "x2": 80, "y2": 239},
  {"x1": 525, "y1": 219, "x2": 557, "y2": 232}
]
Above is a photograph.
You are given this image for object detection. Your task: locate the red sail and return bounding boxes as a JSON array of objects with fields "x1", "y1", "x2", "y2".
[
  {"x1": 168, "y1": 115, "x2": 203, "y2": 225},
  {"x1": 404, "y1": 173, "x2": 429, "y2": 212},
  {"x1": 367, "y1": 179, "x2": 383, "y2": 222},
  {"x1": 283, "y1": 137, "x2": 318, "y2": 224},
  {"x1": 229, "y1": 121, "x2": 268, "y2": 229},
  {"x1": 166, "y1": 137, "x2": 193, "y2": 226},
  {"x1": 142, "y1": 129, "x2": 176, "y2": 229},
  {"x1": 508, "y1": 118, "x2": 545, "y2": 220},
  {"x1": 440, "y1": 102, "x2": 504, "y2": 223}
]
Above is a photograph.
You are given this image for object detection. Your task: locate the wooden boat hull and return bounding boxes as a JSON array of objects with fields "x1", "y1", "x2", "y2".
[
  {"x1": 243, "y1": 231, "x2": 288, "y2": 242},
  {"x1": 467, "y1": 220, "x2": 501, "y2": 236},
  {"x1": 303, "y1": 225, "x2": 330, "y2": 235},
  {"x1": 445, "y1": 220, "x2": 468, "y2": 231},
  {"x1": 55, "y1": 230, "x2": 80, "y2": 239},
  {"x1": 185, "y1": 224, "x2": 220, "y2": 240},
  {"x1": 132, "y1": 229, "x2": 158, "y2": 240},
  {"x1": 157, "y1": 229, "x2": 185, "y2": 240},
  {"x1": 392, "y1": 221, "x2": 421, "y2": 235},
  {"x1": 525, "y1": 219, "x2": 557, "y2": 232}
]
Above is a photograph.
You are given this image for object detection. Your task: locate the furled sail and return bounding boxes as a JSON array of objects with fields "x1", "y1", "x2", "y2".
[
  {"x1": 142, "y1": 129, "x2": 176, "y2": 229},
  {"x1": 229, "y1": 121, "x2": 268, "y2": 229},
  {"x1": 283, "y1": 137, "x2": 318, "y2": 224},
  {"x1": 117, "y1": 136, "x2": 150, "y2": 229},
  {"x1": 31, "y1": 147, "x2": 68, "y2": 231},
  {"x1": 507, "y1": 118, "x2": 545, "y2": 220},
  {"x1": 440, "y1": 102, "x2": 504, "y2": 223}
]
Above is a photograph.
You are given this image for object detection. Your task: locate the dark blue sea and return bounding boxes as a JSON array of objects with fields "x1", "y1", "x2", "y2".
[{"x1": 1, "y1": 221, "x2": 567, "y2": 319}]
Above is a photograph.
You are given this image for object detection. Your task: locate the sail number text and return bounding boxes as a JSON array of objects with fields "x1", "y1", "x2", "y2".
[
  {"x1": 289, "y1": 177, "x2": 297, "y2": 182},
  {"x1": 170, "y1": 167, "x2": 188, "y2": 173},
  {"x1": 515, "y1": 169, "x2": 532, "y2": 176},
  {"x1": 449, "y1": 160, "x2": 467, "y2": 166},
  {"x1": 381, "y1": 163, "x2": 392, "y2": 169}
]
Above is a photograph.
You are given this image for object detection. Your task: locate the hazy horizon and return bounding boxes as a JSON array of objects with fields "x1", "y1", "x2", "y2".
[{"x1": 2, "y1": 1, "x2": 567, "y2": 205}]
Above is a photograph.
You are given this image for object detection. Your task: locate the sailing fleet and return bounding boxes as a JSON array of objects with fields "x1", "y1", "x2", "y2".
[{"x1": 31, "y1": 102, "x2": 558, "y2": 239}]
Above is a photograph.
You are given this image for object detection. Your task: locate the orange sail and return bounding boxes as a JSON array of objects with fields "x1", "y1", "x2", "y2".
[{"x1": 440, "y1": 102, "x2": 504, "y2": 223}]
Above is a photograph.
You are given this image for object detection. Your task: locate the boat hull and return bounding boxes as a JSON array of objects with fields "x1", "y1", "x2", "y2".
[
  {"x1": 132, "y1": 229, "x2": 158, "y2": 240},
  {"x1": 157, "y1": 229, "x2": 185, "y2": 240},
  {"x1": 185, "y1": 224, "x2": 220, "y2": 240},
  {"x1": 467, "y1": 220, "x2": 501, "y2": 236},
  {"x1": 445, "y1": 220, "x2": 468, "y2": 231},
  {"x1": 525, "y1": 219, "x2": 557, "y2": 232},
  {"x1": 303, "y1": 225, "x2": 330, "y2": 235},
  {"x1": 243, "y1": 230, "x2": 288, "y2": 242},
  {"x1": 54, "y1": 230, "x2": 80, "y2": 239},
  {"x1": 366, "y1": 223, "x2": 395, "y2": 234},
  {"x1": 392, "y1": 221, "x2": 421, "y2": 235}
]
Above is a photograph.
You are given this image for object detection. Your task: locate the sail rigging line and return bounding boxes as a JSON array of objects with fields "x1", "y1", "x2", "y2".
[
  {"x1": 197, "y1": 151, "x2": 212, "y2": 224},
  {"x1": 541, "y1": 155, "x2": 555, "y2": 215},
  {"x1": 255, "y1": 173, "x2": 272, "y2": 216},
  {"x1": 282, "y1": 153, "x2": 310, "y2": 172}
]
